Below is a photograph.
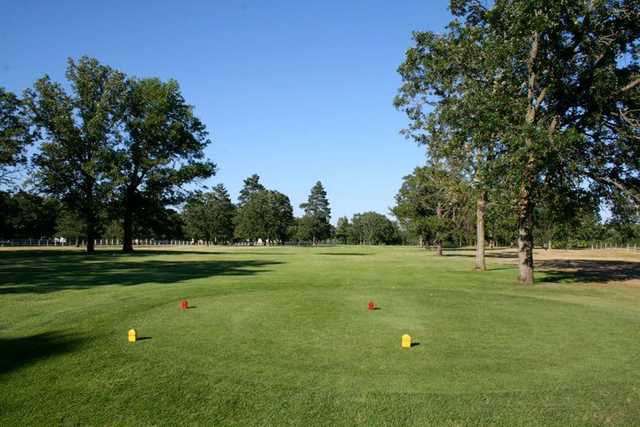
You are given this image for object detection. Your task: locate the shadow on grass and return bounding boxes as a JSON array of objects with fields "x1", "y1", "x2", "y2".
[
  {"x1": 537, "y1": 259, "x2": 640, "y2": 284},
  {"x1": 318, "y1": 252, "x2": 370, "y2": 256},
  {"x1": 0, "y1": 251, "x2": 284, "y2": 295},
  {"x1": 0, "y1": 332, "x2": 83, "y2": 377},
  {"x1": 442, "y1": 251, "x2": 517, "y2": 259}
]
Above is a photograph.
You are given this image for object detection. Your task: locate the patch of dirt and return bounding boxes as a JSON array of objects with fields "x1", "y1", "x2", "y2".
[{"x1": 499, "y1": 248, "x2": 640, "y2": 286}]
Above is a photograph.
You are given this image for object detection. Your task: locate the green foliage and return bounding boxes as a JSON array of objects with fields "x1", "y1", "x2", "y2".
[
  {"x1": 26, "y1": 57, "x2": 127, "y2": 251},
  {"x1": 238, "y1": 174, "x2": 266, "y2": 206},
  {"x1": 299, "y1": 181, "x2": 332, "y2": 243},
  {"x1": 0, "y1": 191, "x2": 60, "y2": 239},
  {"x1": 103, "y1": 220, "x2": 123, "y2": 240},
  {"x1": 349, "y1": 211, "x2": 401, "y2": 245},
  {"x1": 55, "y1": 209, "x2": 86, "y2": 241},
  {"x1": 393, "y1": 165, "x2": 472, "y2": 247},
  {"x1": 134, "y1": 207, "x2": 185, "y2": 240},
  {"x1": 234, "y1": 177, "x2": 293, "y2": 243},
  {"x1": 0, "y1": 87, "x2": 32, "y2": 186},
  {"x1": 396, "y1": 0, "x2": 639, "y2": 281},
  {"x1": 606, "y1": 193, "x2": 640, "y2": 243},
  {"x1": 115, "y1": 76, "x2": 215, "y2": 250},
  {"x1": 183, "y1": 184, "x2": 235, "y2": 243},
  {"x1": 334, "y1": 216, "x2": 351, "y2": 244}
]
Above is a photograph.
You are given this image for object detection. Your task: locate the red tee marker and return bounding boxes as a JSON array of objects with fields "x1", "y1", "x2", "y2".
[
  {"x1": 180, "y1": 300, "x2": 189, "y2": 310},
  {"x1": 368, "y1": 301, "x2": 375, "y2": 311}
]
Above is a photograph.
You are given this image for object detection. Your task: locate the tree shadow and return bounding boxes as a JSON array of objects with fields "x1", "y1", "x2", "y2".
[
  {"x1": 318, "y1": 252, "x2": 370, "y2": 256},
  {"x1": 537, "y1": 259, "x2": 640, "y2": 284},
  {"x1": 0, "y1": 251, "x2": 284, "y2": 295},
  {"x1": 0, "y1": 332, "x2": 83, "y2": 377},
  {"x1": 442, "y1": 251, "x2": 517, "y2": 259}
]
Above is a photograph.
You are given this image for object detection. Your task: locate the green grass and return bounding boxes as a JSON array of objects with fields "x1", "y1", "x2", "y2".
[{"x1": 1, "y1": 246, "x2": 639, "y2": 426}]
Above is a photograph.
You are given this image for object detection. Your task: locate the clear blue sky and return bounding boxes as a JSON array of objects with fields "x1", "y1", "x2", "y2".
[{"x1": 2, "y1": 0, "x2": 453, "y2": 222}]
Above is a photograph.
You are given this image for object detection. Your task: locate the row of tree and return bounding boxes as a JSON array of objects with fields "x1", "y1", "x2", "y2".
[
  {"x1": 0, "y1": 190, "x2": 185, "y2": 242},
  {"x1": 183, "y1": 175, "x2": 333, "y2": 244},
  {"x1": 3, "y1": 181, "x2": 636, "y2": 249},
  {"x1": 183, "y1": 176, "x2": 403, "y2": 245},
  {"x1": 392, "y1": 165, "x2": 640, "y2": 251},
  {"x1": 1, "y1": 173, "x2": 412, "y2": 246},
  {"x1": 1, "y1": 57, "x2": 215, "y2": 252},
  {"x1": 394, "y1": 0, "x2": 639, "y2": 284}
]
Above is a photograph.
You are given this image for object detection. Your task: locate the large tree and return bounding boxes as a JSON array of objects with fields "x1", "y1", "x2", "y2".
[
  {"x1": 349, "y1": 212, "x2": 401, "y2": 245},
  {"x1": 299, "y1": 181, "x2": 332, "y2": 244},
  {"x1": 234, "y1": 178, "x2": 293, "y2": 244},
  {"x1": 183, "y1": 184, "x2": 235, "y2": 244},
  {"x1": 26, "y1": 57, "x2": 126, "y2": 252},
  {"x1": 0, "y1": 191, "x2": 60, "y2": 239},
  {"x1": 0, "y1": 87, "x2": 32, "y2": 187},
  {"x1": 334, "y1": 216, "x2": 351, "y2": 244},
  {"x1": 396, "y1": 0, "x2": 639, "y2": 283},
  {"x1": 115, "y1": 77, "x2": 215, "y2": 252},
  {"x1": 393, "y1": 165, "x2": 471, "y2": 255},
  {"x1": 238, "y1": 174, "x2": 265, "y2": 206}
]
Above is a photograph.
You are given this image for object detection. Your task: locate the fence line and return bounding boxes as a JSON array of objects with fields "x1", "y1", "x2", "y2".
[
  {"x1": 0, "y1": 238, "x2": 339, "y2": 248},
  {"x1": 1, "y1": 239, "x2": 639, "y2": 251}
]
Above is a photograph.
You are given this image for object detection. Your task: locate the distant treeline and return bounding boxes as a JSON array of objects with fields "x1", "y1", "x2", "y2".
[{"x1": 0, "y1": 175, "x2": 404, "y2": 246}]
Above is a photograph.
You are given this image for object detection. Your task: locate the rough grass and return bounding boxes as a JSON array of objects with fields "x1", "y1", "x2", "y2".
[{"x1": 1, "y1": 246, "x2": 639, "y2": 426}]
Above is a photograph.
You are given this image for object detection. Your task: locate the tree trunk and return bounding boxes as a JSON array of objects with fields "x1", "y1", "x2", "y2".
[
  {"x1": 475, "y1": 192, "x2": 486, "y2": 271},
  {"x1": 436, "y1": 241, "x2": 443, "y2": 256},
  {"x1": 122, "y1": 188, "x2": 134, "y2": 253},
  {"x1": 516, "y1": 27, "x2": 543, "y2": 285},
  {"x1": 517, "y1": 186, "x2": 534, "y2": 285}
]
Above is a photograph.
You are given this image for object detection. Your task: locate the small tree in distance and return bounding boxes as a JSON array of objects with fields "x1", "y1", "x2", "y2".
[
  {"x1": 183, "y1": 184, "x2": 235, "y2": 244},
  {"x1": 299, "y1": 181, "x2": 331, "y2": 245}
]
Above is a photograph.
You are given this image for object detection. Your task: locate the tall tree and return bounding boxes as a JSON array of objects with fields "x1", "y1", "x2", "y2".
[
  {"x1": 335, "y1": 216, "x2": 351, "y2": 244},
  {"x1": 0, "y1": 191, "x2": 60, "y2": 239},
  {"x1": 183, "y1": 184, "x2": 235, "y2": 244},
  {"x1": 393, "y1": 165, "x2": 470, "y2": 255},
  {"x1": 238, "y1": 174, "x2": 265, "y2": 206},
  {"x1": 0, "y1": 87, "x2": 32, "y2": 187},
  {"x1": 26, "y1": 57, "x2": 126, "y2": 252},
  {"x1": 299, "y1": 181, "x2": 332, "y2": 244},
  {"x1": 115, "y1": 77, "x2": 215, "y2": 252},
  {"x1": 235, "y1": 189, "x2": 293, "y2": 244},
  {"x1": 349, "y1": 212, "x2": 401, "y2": 245},
  {"x1": 397, "y1": 0, "x2": 640, "y2": 283}
]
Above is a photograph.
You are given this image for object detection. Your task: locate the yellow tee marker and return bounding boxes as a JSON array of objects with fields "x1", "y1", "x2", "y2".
[
  {"x1": 401, "y1": 334, "x2": 412, "y2": 349},
  {"x1": 128, "y1": 329, "x2": 137, "y2": 343}
]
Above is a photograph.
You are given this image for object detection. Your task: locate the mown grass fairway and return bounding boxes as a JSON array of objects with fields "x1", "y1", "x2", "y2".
[{"x1": 1, "y1": 246, "x2": 640, "y2": 426}]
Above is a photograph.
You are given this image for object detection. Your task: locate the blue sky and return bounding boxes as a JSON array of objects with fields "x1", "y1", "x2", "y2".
[{"x1": 2, "y1": 0, "x2": 454, "y2": 222}]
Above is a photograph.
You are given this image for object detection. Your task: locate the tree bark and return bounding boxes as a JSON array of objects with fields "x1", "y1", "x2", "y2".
[
  {"x1": 515, "y1": 27, "x2": 542, "y2": 285},
  {"x1": 517, "y1": 185, "x2": 534, "y2": 285},
  {"x1": 475, "y1": 192, "x2": 487, "y2": 271}
]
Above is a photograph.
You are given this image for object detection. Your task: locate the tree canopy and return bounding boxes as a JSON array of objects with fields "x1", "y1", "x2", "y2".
[
  {"x1": 396, "y1": 0, "x2": 640, "y2": 283},
  {"x1": 26, "y1": 57, "x2": 126, "y2": 252},
  {"x1": 298, "y1": 181, "x2": 332, "y2": 244},
  {"x1": 0, "y1": 87, "x2": 32, "y2": 187},
  {"x1": 183, "y1": 184, "x2": 235, "y2": 244}
]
